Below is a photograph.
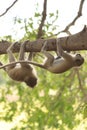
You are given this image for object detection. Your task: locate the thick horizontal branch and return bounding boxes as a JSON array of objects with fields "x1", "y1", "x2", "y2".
[{"x1": 0, "y1": 26, "x2": 87, "y2": 55}]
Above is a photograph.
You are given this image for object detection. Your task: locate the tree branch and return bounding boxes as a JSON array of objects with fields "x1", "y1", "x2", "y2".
[
  {"x1": 37, "y1": 0, "x2": 47, "y2": 38},
  {"x1": 0, "y1": 0, "x2": 18, "y2": 17},
  {"x1": 57, "y1": 0, "x2": 85, "y2": 35},
  {"x1": 0, "y1": 26, "x2": 87, "y2": 55}
]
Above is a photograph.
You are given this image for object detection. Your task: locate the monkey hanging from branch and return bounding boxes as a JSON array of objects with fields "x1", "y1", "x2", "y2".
[
  {"x1": 0, "y1": 41, "x2": 38, "y2": 88},
  {"x1": 0, "y1": 39, "x2": 84, "y2": 86}
]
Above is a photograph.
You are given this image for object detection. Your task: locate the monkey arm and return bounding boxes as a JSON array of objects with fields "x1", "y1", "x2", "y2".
[
  {"x1": 0, "y1": 61, "x2": 46, "y2": 70},
  {"x1": 56, "y1": 39, "x2": 73, "y2": 61}
]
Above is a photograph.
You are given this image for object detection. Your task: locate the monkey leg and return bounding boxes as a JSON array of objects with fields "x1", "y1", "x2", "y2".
[
  {"x1": 56, "y1": 39, "x2": 69, "y2": 57},
  {"x1": 19, "y1": 41, "x2": 29, "y2": 60},
  {"x1": 7, "y1": 42, "x2": 16, "y2": 63},
  {"x1": 43, "y1": 51, "x2": 54, "y2": 66},
  {"x1": 28, "y1": 52, "x2": 34, "y2": 61},
  {"x1": 41, "y1": 41, "x2": 48, "y2": 52},
  {"x1": 41, "y1": 41, "x2": 54, "y2": 60},
  {"x1": 56, "y1": 39, "x2": 72, "y2": 60},
  {"x1": 41, "y1": 41, "x2": 54, "y2": 66},
  {"x1": 18, "y1": 41, "x2": 30, "y2": 67},
  {"x1": 56, "y1": 39, "x2": 64, "y2": 56}
]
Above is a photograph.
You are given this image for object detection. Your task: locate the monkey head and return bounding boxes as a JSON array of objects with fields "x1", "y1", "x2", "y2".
[
  {"x1": 24, "y1": 76, "x2": 37, "y2": 88},
  {"x1": 74, "y1": 54, "x2": 84, "y2": 66}
]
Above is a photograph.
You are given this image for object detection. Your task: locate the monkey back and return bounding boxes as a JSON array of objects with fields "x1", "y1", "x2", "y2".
[{"x1": 6, "y1": 65, "x2": 35, "y2": 82}]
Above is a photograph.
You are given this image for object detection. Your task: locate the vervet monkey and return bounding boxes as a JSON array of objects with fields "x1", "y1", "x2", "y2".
[
  {"x1": 0, "y1": 41, "x2": 37, "y2": 88},
  {"x1": 0, "y1": 39, "x2": 84, "y2": 74}
]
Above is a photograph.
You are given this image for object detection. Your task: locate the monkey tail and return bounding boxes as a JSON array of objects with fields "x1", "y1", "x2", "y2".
[
  {"x1": 0, "y1": 61, "x2": 45, "y2": 70},
  {"x1": 0, "y1": 62, "x2": 7, "y2": 71},
  {"x1": 27, "y1": 61, "x2": 46, "y2": 69}
]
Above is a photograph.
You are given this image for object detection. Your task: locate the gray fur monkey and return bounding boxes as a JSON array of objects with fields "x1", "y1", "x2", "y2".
[{"x1": 0, "y1": 41, "x2": 37, "y2": 88}]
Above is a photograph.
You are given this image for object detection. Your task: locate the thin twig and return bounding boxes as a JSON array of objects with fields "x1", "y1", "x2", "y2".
[
  {"x1": 57, "y1": 0, "x2": 85, "y2": 35},
  {"x1": 0, "y1": 0, "x2": 18, "y2": 17}
]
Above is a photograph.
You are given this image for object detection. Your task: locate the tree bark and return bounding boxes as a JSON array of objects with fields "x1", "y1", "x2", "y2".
[{"x1": 0, "y1": 26, "x2": 87, "y2": 55}]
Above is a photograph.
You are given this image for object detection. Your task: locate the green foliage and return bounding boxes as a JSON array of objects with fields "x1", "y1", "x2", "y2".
[{"x1": 0, "y1": 5, "x2": 87, "y2": 130}]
